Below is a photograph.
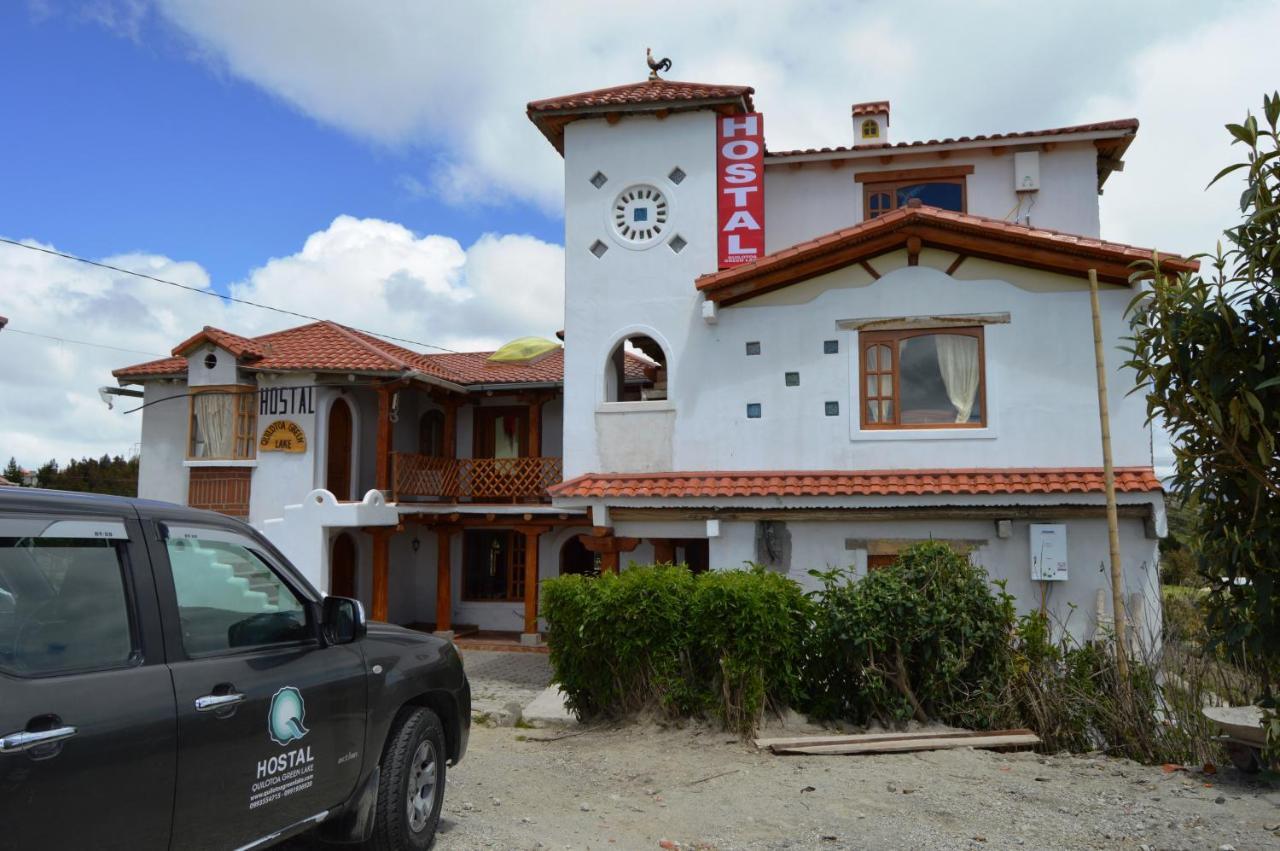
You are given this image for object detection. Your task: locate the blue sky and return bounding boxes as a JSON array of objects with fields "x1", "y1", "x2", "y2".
[
  {"x1": 1, "y1": 1, "x2": 1276, "y2": 466},
  {"x1": 0, "y1": 8, "x2": 559, "y2": 288}
]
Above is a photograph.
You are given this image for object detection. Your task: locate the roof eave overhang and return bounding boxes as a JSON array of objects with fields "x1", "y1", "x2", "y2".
[
  {"x1": 697, "y1": 220, "x2": 1197, "y2": 306},
  {"x1": 529, "y1": 94, "x2": 753, "y2": 155}
]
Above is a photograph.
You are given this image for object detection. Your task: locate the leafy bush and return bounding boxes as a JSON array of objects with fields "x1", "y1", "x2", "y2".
[
  {"x1": 805, "y1": 541, "x2": 1016, "y2": 729},
  {"x1": 1005, "y1": 610, "x2": 1229, "y2": 765},
  {"x1": 540, "y1": 564, "x2": 811, "y2": 735}
]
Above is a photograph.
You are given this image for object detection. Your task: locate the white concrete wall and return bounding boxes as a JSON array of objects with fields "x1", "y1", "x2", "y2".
[
  {"x1": 560, "y1": 111, "x2": 1138, "y2": 481},
  {"x1": 562, "y1": 111, "x2": 720, "y2": 479},
  {"x1": 672, "y1": 257, "x2": 1153, "y2": 471},
  {"x1": 136, "y1": 380, "x2": 190, "y2": 504},
  {"x1": 763, "y1": 142, "x2": 1102, "y2": 252},
  {"x1": 185, "y1": 345, "x2": 239, "y2": 388},
  {"x1": 248, "y1": 374, "x2": 320, "y2": 525}
]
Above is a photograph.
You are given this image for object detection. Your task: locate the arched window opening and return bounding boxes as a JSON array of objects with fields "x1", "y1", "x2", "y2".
[
  {"x1": 605, "y1": 335, "x2": 667, "y2": 402},
  {"x1": 418, "y1": 409, "x2": 445, "y2": 457},
  {"x1": 861, "y1": 119, "x2": 879, "y2": 139},
  {"x1": 560, "y1": 536, "x2": 597, "y2": 576}
]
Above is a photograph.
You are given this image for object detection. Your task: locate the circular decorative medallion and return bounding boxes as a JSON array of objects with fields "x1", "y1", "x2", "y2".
[{"x1": 611, "y1": 184, "x2": 669, "y2": 248}]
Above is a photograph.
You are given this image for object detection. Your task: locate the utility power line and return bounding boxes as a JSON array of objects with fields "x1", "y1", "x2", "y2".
[
  {"x1": 3, "y1": 327, "x2": 166, "y2": 358},
  {"x1": 0, "y1": 237, "x2": 462, "y2": 354}
]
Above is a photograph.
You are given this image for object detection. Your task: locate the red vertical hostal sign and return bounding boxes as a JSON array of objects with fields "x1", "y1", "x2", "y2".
[{"x1": 717, "y1": 112, "x2": 765, "y2": 269}]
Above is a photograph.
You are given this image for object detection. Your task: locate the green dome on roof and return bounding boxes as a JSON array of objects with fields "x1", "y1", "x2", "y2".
[{"x1": 487, "y1": 336, "x2": 562, "y2": 364}]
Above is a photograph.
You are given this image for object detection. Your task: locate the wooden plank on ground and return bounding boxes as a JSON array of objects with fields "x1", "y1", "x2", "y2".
[
  {"x1": 771, "y1": 732, "x2": 1040, "y2": 756},
  {"x1": 754, "y1": 728, "x2": 1034, "y2": 750}
]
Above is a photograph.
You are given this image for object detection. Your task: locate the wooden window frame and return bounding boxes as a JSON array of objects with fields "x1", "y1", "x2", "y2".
[
  {"x1": 856, "y1": 165, "x2": 973, "y2": 219},
  {"x1": 858, "y1": 326, "x2": 986, "y2": 430},
  {"x1": 187, "y1": 386, "x2": 258, "y2": 460}
]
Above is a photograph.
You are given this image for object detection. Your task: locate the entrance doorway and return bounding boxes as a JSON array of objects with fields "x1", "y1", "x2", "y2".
[
  {"x1": 330, "y1": 532, "x2": 357, "y2": 598},
  {"x1": 326, "y1": 397, "x2": 353, "y2": 498}
]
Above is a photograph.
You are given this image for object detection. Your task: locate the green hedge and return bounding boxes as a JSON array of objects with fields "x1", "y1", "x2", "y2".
[
  {"x1": 540, "y1": 564, "x2": 812, "y2": 735},
  {"x1": 805, "y1": 541, "x2": 1016, "y2": 729}
]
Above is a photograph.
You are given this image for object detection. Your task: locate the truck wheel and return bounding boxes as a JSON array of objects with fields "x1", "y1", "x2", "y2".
[{"x1": 370, "y1": 707, "x2": 447, "y2": 850}]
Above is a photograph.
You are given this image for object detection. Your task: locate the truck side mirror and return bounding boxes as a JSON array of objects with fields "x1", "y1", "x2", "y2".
[{"x1": 321, "y1": 596, "x2": 367, "y2": 646}]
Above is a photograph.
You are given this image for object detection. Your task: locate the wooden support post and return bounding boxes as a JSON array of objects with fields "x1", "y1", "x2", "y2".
[
  {"x1": 652, "y1": 538, "x2": 675, "y2": 565},
  {"x1": 578, "y1": 530, "x2": 640, "y2": 576},
  {"x1": 370, "y1": 529, "x2": 391, "y2": 623},
  {"x1": 527, "y1": 395, "x2": 543, "y2": 458},
  {"x1": 435, "y1": 528, "x2": 454, "y2": 635},
  {"x1": 442, "y1": 399, "x2": 458, "y2": 460},
  {"x1": 519, "y1": 527, "x2": 542, "y2": 640},
  {"x1": 376, "y1": 386, "x2": 393, "y2": 495},
  {"x1": 1088, "y1": 268, "x2": 1129, "y2": 678}
]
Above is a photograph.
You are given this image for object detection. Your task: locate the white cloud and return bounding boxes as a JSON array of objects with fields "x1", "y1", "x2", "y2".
[
  {"x1": 132, "y1": 0, "x2": 1269, "y2": 225},
  {"x1": 0, "y1": 219, "x2": 564, "y2": 467}
]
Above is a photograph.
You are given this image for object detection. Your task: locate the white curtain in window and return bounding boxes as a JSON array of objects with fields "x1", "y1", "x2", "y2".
[
  {"x1": 195, "y1": 393, "x2": 234, "y2": 458},
  {"x1": 934, "y1": 334, "x2": 980, "y2": 423}
]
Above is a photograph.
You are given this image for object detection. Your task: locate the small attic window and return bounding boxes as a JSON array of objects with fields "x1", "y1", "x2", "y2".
[
  {"x1": 860, "y1": 119, "x2": 879, "y2": 139},
  {"x1": 668, "y1": 167, "x2": 686, "y2": 185},
  {"x1": 590, "y1": 171, "x2": 608, "y2": 189},
  {"x1": 590, "y1": 240, "x2": 609, "y2": 258},
  {"x1": 668, "y1": 234, "x2": 687, "y2": 253},
  {"x1": 203, "y1": 352, "x2": 218, "y2": 370}
]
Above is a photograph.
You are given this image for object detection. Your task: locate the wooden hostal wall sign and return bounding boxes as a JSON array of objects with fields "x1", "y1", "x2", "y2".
[{"x1": 259, "y1": 420, "x2": 307, "y2": 453}]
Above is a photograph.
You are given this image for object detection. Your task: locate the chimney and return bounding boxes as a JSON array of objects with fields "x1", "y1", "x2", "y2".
[{"x1": 852, "y1": 101, "x2": 890, "y2": 146}]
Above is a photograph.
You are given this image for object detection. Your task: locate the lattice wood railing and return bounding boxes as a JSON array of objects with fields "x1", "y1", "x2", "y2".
[{"x1": 392, "y1": 453, "x2": 562, "y2": 502}]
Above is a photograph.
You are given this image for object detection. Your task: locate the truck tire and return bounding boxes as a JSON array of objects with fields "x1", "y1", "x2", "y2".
[{"x1": 370, "y1": 707, "x2": 447, "y2": 850}]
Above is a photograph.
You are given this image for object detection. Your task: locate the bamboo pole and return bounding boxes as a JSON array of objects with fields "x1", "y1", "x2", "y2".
[{"x1": 1088, "y1": 268, "x2": 1129, "y2": 678}]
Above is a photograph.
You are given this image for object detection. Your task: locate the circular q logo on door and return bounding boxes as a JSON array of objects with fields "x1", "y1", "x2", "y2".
[{"x1": 268, "y1": 686, "x2": 310, "y2": 746}]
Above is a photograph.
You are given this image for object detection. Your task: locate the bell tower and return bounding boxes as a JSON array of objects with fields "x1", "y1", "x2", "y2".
[{"x1": 527, "y1": 69, "x2": 756, "y2": 476}]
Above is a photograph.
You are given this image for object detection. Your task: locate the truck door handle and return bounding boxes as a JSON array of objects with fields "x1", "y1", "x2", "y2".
[
  {"x1": 195, "y1": 692, "x2": 245, "y2": 712},
  {"x1": 0, "y1": 726, "x2": 77, "y2": 753}
]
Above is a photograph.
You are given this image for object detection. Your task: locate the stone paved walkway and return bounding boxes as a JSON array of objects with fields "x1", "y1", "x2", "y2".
[{"x1": 460, "y1": 648, "x2": 552, "y2": 724}]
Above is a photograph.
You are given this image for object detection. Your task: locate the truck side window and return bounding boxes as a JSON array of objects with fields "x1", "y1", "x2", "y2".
[
  {"x1": 164, "y1": 533, "x2": 309, "y2": 656},
  {"x1": 0, "y1": 537, "x2": 135, "y2": 676}
]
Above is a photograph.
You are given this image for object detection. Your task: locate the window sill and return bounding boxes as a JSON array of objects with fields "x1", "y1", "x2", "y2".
[
  {"x1": 596, "y1": 400, "x2": 675, "y2": 414},
  {"x1": 184, "y1": 459, "x2": 259, "y2": 468},
  {"x1": 850, "y1": 426, "x2": 997, "y2": 442}
]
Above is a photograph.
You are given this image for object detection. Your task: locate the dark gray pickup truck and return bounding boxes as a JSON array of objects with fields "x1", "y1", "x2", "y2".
[{"x1": 0, "y1": 488, "x2": 470, "y2": 850}]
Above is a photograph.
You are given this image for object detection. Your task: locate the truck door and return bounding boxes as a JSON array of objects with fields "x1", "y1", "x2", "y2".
[
  {"x1": 150, "y1": 521, "x2": 367, "y2": 850},
  {"x1": 0, "y1": 509, "x2": 175, "y2": 850}
]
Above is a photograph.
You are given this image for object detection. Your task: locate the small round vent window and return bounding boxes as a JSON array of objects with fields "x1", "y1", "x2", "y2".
[
  {"x1": 611, "y1": 184, "x2": 669, "y2": 248},
  {"x1": 203, "y1": 352, "x2": 218, "y2": 370}
]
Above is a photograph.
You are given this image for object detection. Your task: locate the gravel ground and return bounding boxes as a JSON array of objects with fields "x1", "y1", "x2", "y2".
[{"x1": 435, "y1": 722, "x2": 1280, "y2": 851}]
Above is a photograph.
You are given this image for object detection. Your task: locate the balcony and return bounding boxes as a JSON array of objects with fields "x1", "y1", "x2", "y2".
[{"x1": 392, "y1": 453, "x2": 563, "y2": 502}]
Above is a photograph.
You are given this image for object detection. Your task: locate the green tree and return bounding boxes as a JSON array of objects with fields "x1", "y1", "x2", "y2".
[
  {"x1": 2, "y1": 457, "x2": 23, "y2": 485},
  {"x1": 1125, "y1": 92, "x2": 1280, "y2": 693}
]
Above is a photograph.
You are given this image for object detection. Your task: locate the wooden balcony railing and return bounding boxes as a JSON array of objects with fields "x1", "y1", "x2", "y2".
[{"x1": 392, "y1": 453, "x2": 563, "y2": 502}]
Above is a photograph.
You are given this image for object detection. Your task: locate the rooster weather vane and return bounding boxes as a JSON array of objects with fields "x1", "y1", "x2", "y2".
[{"x1": 646, "y1": 48, "x2": 672, "y2": 81}]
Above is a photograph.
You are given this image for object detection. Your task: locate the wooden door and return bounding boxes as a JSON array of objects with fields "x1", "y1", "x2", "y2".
[
  {"x1": 326, "y1": 397, "x2": 353, "y2": 498},
  {"x1": 330, "y1": 532, "x2": 357, "y2": 598},
  {"x1": 473, "y1": 407, "x2": 528, "y2": 459}
]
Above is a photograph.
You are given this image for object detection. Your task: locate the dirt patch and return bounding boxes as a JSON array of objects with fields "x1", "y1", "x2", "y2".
[{"x1": 436, "y1": 722, "x2": 1280, "y2": 850}]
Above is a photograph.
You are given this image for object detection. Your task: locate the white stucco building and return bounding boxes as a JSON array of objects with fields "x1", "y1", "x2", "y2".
[{"x1": 116, "y1": 72, "x2": 1195, "y2": 646}]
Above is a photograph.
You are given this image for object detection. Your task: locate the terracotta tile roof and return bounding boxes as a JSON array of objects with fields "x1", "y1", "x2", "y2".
[
  {"x1": 550, "y1": 468, "x2": 1162, "y2": 499},
  {"x1": 851, "y1": 101, "x2": 889, "y2": 117},
  {"x1": 769, "y1": 117, "x2": 1138, "y2": 189},
  {"x1": 527, "y1": 79, "x2": 754, "y2": 154},
  {"x1": 696, "y1": 202, "x2": 1197, "y2": 305},
  {"x1": 114, "y1": 321, "x2": 651, "y2": 389},
  {"x1": 171, "y1": 326, "x2": 267, "y2": 360},
  {"x1": 768, "y1": 118, "x2": 1138, "y2": 158}
]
